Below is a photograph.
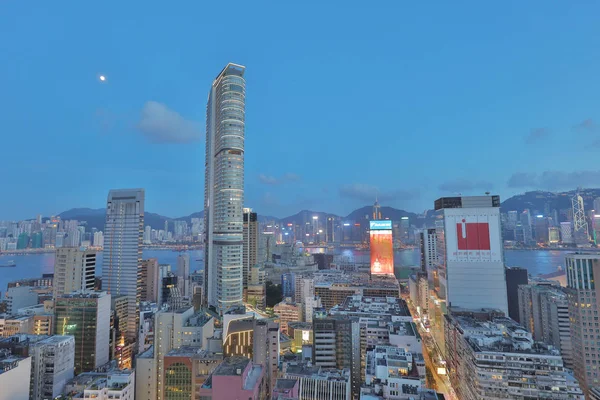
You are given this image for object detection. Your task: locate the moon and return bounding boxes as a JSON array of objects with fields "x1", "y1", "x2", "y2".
[{"x1": 99, "y1": 75, "x2": 106, "y2": 82}]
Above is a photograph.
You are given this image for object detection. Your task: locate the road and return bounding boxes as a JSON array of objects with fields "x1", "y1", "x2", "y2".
[{"x1": 406, "y1": 301, "x2": 458, "y2": 400}]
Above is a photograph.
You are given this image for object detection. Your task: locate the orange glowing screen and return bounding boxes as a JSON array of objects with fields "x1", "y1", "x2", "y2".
[{"x1": 370, "y1": 229, "x2": 394, "y2": 275}]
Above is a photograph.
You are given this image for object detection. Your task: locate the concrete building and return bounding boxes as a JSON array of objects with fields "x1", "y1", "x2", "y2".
[
  {"x1": 566, "y1": 253, "x2": 600, "y2": 394},
  {"x1": 30, "y1": 335, "x2": 75, "y2": 400},
  {"x1": 0, "y1": 349, "x2": 31, "y2": 400},
  {"x1": 6, "y1": 285, "x2": 38, "y2": 314},
  {"x1": 247, "y1": 264, "x2": 266, "y2": 309},
  {"x1": 140, "y1": 258, "x2": 160, "y2": 303},
  {"x1": 153, "y1": 307, "x2": 215, "y2": 400},
  {"x1": 60, "y1": 369, "x2": 135, "y2": 400},
  {"x1": 53, "y1": 247, "x2": 96, "y2": 299},
  {"x1": 445, "y1": 314, "x2": 583, "y2": 400},
  {"x1": 505, "y1": 266, "x2": 528, "y2": 322},
  {"x1": 198, "y1": 356, "x2": 265, "y2": 400},
  {"x1": 54, "y1": 291, "x2": 110, "y2": 374},
  {"x1": 517, "y1": 283, "x2": 573, "y2": 367},
  {"x1": 288, "y1": 322, "x2": 313, "y2": 353},
  {"x1": 204, "y1": 63, "x2": 246, "y2": 315},
  {"x1": 274, "y1": 298, "x2": 302, "y2": 334},
  {"x1": 273, "y1": 378, "x2": 300, "y2": 400},
  {"x1": 561, "y1": 221, "x2": 574, "y2": 244},
  {"x1": 176, "y1": 253, "x2": 191, "y2": 297},
  {"x1": 102, "y1": 188, "x2": 144, "y2": 340},
  {"x1": 243, "y1": 208, "x2": 259, "y2": 301},
  {"x1": 252, "y1": 319, "x2": 280, "y2": 394},
  {"x1": 419, "y1": 228, "x2": 438, "y2": 272},
  {"x1": 313, "y1": 314, "x2": 361, "y2": 398},
  {"x1": 435, "y1": 195, "x2": 508, "y2": 315},
  {"x1": 284, "y1": 363, "x2": 351, "y2": 400},
  {"x1": 282, "y1": 272, "x2": 296, "y2": 300},
  {"x1": 364, "y1": 345, "x2": 424, "y2": 399}
]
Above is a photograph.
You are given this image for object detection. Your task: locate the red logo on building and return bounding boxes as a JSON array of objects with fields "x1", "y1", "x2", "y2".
[{"x1": 456, "y1": 219, "x2": 490, "y2": 250}]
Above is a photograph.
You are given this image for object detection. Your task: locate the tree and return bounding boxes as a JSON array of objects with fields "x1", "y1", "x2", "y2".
[{"x1": 265, "y1": 281, "x2": 283, "y2": 307}]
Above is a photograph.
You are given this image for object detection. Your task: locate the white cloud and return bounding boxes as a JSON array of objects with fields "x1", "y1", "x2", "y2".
[{"x1": 137, "y1": 101, "x2": 201, "y2": 143}]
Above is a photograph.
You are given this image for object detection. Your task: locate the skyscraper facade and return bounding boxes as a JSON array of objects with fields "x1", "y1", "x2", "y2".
[
  {"x1": 102, "y1": 189, "x2": 144, "y2": 340},
  {"x1": 243, "y1": 208, "x2": 258, "y2": 301},
  {"x1": 204, "y1": 63, "x2": 246, "y2": 315},
  {"x1": 434, "y1": 195, "x2": 508, "y2": 315},
  {"x1": 53, "y1": 247, "x2": 96, "y2": 299},
  {"x1": 566, "y1": 253, "x2": 600, "y2": 394}
]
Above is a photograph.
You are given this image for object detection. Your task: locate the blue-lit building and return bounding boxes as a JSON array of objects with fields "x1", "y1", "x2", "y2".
[{"x1": 282, "y1": 273, "x2": 296, "y2": 300}]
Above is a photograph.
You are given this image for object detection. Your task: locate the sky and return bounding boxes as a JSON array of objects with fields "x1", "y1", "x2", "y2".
[{"x1": 2, "y1": 1, "x2": 600, "y2": 220}]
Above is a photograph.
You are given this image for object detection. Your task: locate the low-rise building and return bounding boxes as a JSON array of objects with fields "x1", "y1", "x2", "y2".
[
  {"x1": 274, "y1": 298, "x2": 302, "y2": 334},
  {"x1": 60, "y1": 369, "x2": 135, "y2": 400},
  {"x1": 363, "y1": 345, "x2": 423, "y2": 399}
]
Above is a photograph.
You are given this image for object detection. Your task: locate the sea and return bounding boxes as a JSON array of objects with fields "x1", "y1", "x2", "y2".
[{"x1": 0, "y1": 248, "x2": 586, "y2": 295}]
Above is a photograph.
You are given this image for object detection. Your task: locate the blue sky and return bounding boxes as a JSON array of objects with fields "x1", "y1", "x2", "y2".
[{"x1": 2, "y1": 1, "x2": 600, "y2": 220}]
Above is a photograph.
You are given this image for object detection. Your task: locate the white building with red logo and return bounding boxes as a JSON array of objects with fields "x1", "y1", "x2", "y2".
[{"x1": 434, "y1": 196, "x2": 508, "y2": 315}]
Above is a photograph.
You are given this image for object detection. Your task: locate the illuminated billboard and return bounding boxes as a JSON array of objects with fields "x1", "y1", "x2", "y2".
[
  {"x1": 444, "y1": 209, "x2": 502, "y2": 262},
  {"x1": 370, "y1": 220, "x2": 394, "y2": 275}
]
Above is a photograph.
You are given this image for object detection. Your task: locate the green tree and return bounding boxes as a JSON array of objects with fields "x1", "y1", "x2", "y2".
[{"x1": 265, "y1": 281, "x2": 283, "y2": 307}]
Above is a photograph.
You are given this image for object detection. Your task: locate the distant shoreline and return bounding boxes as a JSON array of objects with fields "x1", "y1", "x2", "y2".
[{"x1": 0, "y1": 244, "x2": 204, "y2": 256}]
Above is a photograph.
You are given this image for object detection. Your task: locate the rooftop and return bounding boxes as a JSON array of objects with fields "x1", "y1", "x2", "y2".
[
  {"x1": 332, "y1": 296, "x2": 410, "y2": 317},
  {"x1": 276, "y1": 379, "x2": 298, "y2": 389},
  {"x1": 213, "y1": 356, "x2": 250, "y2": 376}
]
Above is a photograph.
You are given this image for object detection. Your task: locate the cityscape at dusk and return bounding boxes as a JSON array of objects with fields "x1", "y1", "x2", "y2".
[{"x1": 3, "y1": 2, "x2": 600, "y2": 400}]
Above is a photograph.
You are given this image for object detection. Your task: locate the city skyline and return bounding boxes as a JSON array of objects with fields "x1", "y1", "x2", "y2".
[{"x1": 2, "y1": 2, "x2": 600, "y2": 220}]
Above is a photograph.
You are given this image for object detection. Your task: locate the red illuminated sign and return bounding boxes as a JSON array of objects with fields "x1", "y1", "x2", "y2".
[
  {"x1": 370, "y1": 230, "x2": 394, "y2": 275},
  {"x1": 456, "y1": 220, "x2": 490, "y2": 250}
]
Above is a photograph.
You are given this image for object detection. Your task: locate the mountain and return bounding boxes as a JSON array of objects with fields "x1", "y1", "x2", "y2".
[
  {"x1": 500, "y1": 189, "x2": 600, "y2": 214},
  {"x1": 55, "y1": 188, "x2": 600, "y2": 231}
]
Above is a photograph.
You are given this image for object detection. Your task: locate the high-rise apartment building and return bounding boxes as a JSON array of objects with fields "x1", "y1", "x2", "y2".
[
  {"x1": 517, "y1": 283, "x2": 573, "y2": 368},
  {"x1": 30, "y1": 335, "x2": 75, "y2": 400},
  {"x1": 505, "y1": 266, "x2": 528, "y2": 322},
  {"x1": 176, "y1": 253, "x2": 190, "y2": 297},
  {"x1": 418, "y1": 228, "x2": 438, "y2": 272},
  {"x1": 54, "y1": 291, "x2": 110, "y2": 374},
  {"x1": 204, "y1": 63, "x2": 246, "y2": 315},
  {"x1": 53, "y1": 247, "x2": 96, "y2": 299},
  {"x1": 566, "y1": 253, "x2": 600, "y2": 394},
  {"x1": 243, "y1": 208, "x2": 258, "y2": 301},
  {"x1": 102, "y1": 189, "x2": 144, "y2": 340},
  {"x1": 140, "y1": 258, "x2": 160, "y2": 303},
  {"x1": 434, "y1": 195, "x2": 508, "y2": 315}
]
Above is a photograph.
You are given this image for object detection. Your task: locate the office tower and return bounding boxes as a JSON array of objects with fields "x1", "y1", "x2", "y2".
[
  {"x1": 572, "y1": 194, "x2": 589, "y2": 245},
  {"x1": 505, "y1": 266, "x2": 528, "y2": 322},
  {"x1": 198, "y1": 357, "x2": 266, "y2": 400},
  {"x1": 176, "y1": 253, "x2": 190, "y2": 297},
  {"x1": 53, "y1": 247, "x2": 96, "y2": 299},
  {"x1": 140, "y1": 258, "x2": 160, "y2": 303},
  {"x1": 445, "y1": 313, "x2": 583, "y2": 399},
  {"x1": 533, "y1": 215, "x2": 549, "y2": 243},
  {"x1": 204, "y1": 63, "x2": 246, "y2": 315},
  {"x1": 369, "y1": 220, "x2": 394, "y2": 275},
  {"x1": 281, "y1": 272, "x2": 296, "y2": 300},
  {"x1": 566, "y1": 253, "x2": 600, "y2": 393},
  {"x1": 434, "y1": 195, "x2": 508, "y2": 315},
  {"x1": 517, "y1": 283, "x2": 573, "y2": 368},
  {"x1": 243, "y1": 208, "x2": 258, "y2": 301},
  {"x1": 30, "y1": 336, "x2": 75, "y2": 400},
  {"x1": 5, "y1": 286, "x2": 37, "y2": 314},
  {"x1": 372, "y1": 197, "x2": 382, "y2": 220},
  {"x1": 274, "y1": 299, "x2": 301, "y2": 334},
  {"x1": 561, "y1": 221, "x2": 574, "y2": 244},
  {"x1": 102, "y1": 188, "x2": 144, "y2": 340},
  {"x1": 313, "y1": 314, "x2": 361, "y2": 398},
  {"x1": 54, "y1": 291, "x2": 110, "y2": 374},
  {"x1": 0, "y1": 350, "x2": 31, "y2": 400},
  {"x1": 152, "y1": 307, "x2": 215, "y2": 400},
  {"x1": 520, "y1": 210, "x2": 533, "y2": 243},
  {"x1": 418, "y1": 228, "x2": 438, "y2": 272}
]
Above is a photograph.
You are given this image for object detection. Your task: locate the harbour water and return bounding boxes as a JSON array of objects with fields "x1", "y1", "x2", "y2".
[{"x1": 0, "y1": 248, "x2": 587, "y2": 295}]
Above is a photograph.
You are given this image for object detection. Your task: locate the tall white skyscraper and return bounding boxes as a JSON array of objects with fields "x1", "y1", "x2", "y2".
[
  {"x1": 204, "y1": 63, "x2": 246, "y2": 315},
  {"x1": 102, "y1": 189, "x2": 144, "y2": 340},
  {"x1": 435, "y1": 195, "x2": 508, "y2": 315}
]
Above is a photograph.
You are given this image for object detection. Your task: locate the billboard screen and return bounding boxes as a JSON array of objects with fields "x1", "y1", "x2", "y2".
[
  {"x1": 370, "y1": 221, "x2": 394, "y2": 275},
  {"x1": 370, "y1": 220, "x2": 392, "y2": 230},
  {"x1": 444, "y1": 209, "x2": 502, "y2": 262}
]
